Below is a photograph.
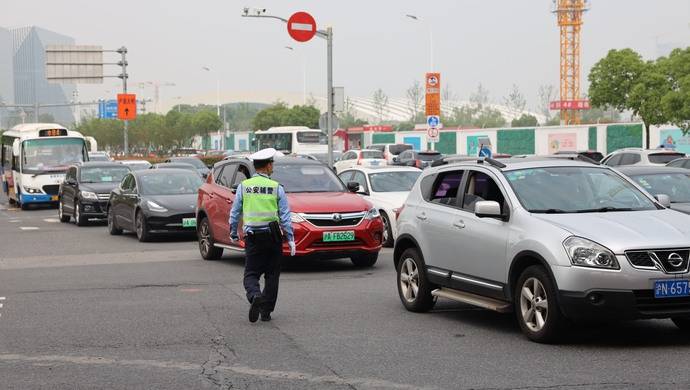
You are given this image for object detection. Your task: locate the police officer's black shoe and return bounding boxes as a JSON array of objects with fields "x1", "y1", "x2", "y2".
[
  {"x1": 248, "y1": 295, "x2": 264, "y2": 323},
  {"x1": 260, "y1": 312, "x2": 271, "y2": 322}
]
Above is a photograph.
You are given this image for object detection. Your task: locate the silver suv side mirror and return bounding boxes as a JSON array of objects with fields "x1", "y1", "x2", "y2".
[
  {"x1": 475, "y1": 201, "x2": 502, "y2": 218},
  {"x1": 655, "y1": 194, "x2": 671, "y2": 208}
]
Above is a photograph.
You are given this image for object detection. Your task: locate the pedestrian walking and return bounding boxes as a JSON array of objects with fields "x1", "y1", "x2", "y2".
[{"x1": 229, "y1": 148, "x2": 295, "y2": 323}]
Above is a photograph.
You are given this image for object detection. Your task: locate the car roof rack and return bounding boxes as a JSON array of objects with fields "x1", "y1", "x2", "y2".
[{"x1": 477, "y1": 157, "x2": 507, "y2": 169}]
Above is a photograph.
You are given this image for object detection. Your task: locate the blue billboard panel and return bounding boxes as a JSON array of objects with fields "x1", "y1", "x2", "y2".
[{"x1": 660, "y1": 128, "x2": 690, "y2": 154}]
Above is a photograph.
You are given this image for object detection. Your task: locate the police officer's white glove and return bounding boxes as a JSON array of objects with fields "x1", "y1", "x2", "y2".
[{"x1": 288, "y1": 241, "x2": 296, "y2": 257}]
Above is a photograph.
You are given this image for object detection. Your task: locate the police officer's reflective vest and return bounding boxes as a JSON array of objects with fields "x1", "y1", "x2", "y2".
[{"x1": 241, "y1": 175, "x2": 279, "y2": 227}]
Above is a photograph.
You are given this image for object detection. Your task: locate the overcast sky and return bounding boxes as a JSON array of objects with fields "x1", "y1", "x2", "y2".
[{"x1": 2, "y1": 0, "x2": 689, "y2": 111}]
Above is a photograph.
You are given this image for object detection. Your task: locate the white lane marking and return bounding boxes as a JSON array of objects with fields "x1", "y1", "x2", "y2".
[
  {"x1": 290, "y1": 22, "x2": 314, "y2": 31},
  {"x1": 8, "y1": 220, "x2": 20, "y2": 223},
  {"x1": 43, "y1": 218, "x2": 59, "y2": 223},
  {"x1": 0, "y1": 354, "x2": 432, "y2": 389},
  {"x1": 19, "y1": 227, "x2": 39, "y2": 231},
  {"x1": 0, "y1": 297, "x2": 4, "y2": 318}
]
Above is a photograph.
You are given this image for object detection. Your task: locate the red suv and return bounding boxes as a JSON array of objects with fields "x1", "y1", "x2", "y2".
[{"x1": 196, "y1": 157, "x2": 384, "y2": 267}]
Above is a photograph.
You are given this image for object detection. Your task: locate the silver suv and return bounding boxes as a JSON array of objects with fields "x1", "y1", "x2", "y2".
[
  {"x1": 601, "y1": 148, "x2": 685, "y2": 167},
  {"x1": 394, "y1": 157, "x2": 690, "y2": 343}
]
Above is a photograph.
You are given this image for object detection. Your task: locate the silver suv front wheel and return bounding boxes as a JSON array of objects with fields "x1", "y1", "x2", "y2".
[
  {"x1": 396, "y1": 248, "x2": 435, "y2": 312},
  {"x1": 514, "y1": 265, "x2": 566, "y2": 343}
]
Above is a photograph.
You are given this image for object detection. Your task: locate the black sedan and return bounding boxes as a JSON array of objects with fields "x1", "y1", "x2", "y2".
[
  {"x1": 151, "y1": 162, "x2": 201, "y2": 176},
  {"x1": 394, "y1": 150, "x2": 443, "y2": 168},
  {"x1": 618, "y1": 166, "x2": 690, "y2": 214},
  {"x1": 107, "y1": 169, "x2": 203, "y2": 242},
  {"x1": 165, "y1": 157, "x2": 210, "y2": 178},
  {"x1": 59, "y1": 162, "x2": 131, "y2": 226}
]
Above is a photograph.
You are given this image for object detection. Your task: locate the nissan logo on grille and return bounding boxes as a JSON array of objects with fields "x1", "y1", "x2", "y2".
[
  {"x1": 667, "y1": 253, "x2": 684, "y2": 268},
  {"x1": 645, "y1": 250, "x2": 689, "y2": 274}
]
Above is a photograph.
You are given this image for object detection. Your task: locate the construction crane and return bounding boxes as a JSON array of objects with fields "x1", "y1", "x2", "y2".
[
  {"x1": 137, "y1": 81, "x2": 176, "y2": 113},
  {"x1": 552, "y1": 0, "x2": 589, "y2": 125}
]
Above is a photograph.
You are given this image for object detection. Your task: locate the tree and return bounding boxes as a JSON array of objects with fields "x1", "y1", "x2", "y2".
[
  {"x1": 371, "y1": 88, "x2": 389, "y2": 124},
  {"x1": 469, "y1": 83, "x2": 489, "y2": 108},
  {"x1": 340, "y1": 97, "x2": 367, "y2": 129},
  {"x1": 580, "y1": 105, "x2": 621, "y2": 124},
  {"x1": 503, "y1": 84, "x2": 527, "y2": 114},
  {"x1": 442, "y1": 83, "x2": 458, "y2": 102},
  {"x1": 589, "y1": 48, "x2": 670, "y2": 147},
  {"x1": 475, "y1": 107, "x2": 506, "y2": 128},
  {"x1": 537, "y1": 84, "x2": 557, "y2": 123},
  {"x1": 511, "y1": 114, "x2": 538, "y2": 127},
  {"x1": 660, "y1": 47, "x2": 690, "y2": 133},
  {"x1": 405, "y1": 81, "x2": 423, "y2": 123},
  {"x1": 252, "y1": 103, "x2": 289, "y2": 130},
  {"x1": 589, "y1": 49, "x2": 646, "y2": 113}
]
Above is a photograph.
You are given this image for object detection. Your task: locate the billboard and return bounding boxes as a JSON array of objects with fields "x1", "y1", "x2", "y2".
[
  {"x1": 548, "y1": 133, "x2": 577, "y2": 154},
  {"x1": 45, "y1": 45, "x2": 103, "y2": 84},
  {"x1": 660, "y1": 128, "x2": 690, "y2": 154}
]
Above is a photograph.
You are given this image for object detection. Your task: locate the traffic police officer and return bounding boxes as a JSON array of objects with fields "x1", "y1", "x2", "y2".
[{"x1": 229, "y1": 148, "x2": 295, "y2": 323}]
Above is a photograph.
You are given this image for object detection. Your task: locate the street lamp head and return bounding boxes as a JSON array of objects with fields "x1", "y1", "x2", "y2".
[
  {"x1": 285, "y1": 46, "x2": 294, "y2": 50},
  {"x1": 202, "y1": 66, "x2": 211, "y2": 72},
  {"x1": 405, "y1": 14, "x2": 419, "y2": 20}
]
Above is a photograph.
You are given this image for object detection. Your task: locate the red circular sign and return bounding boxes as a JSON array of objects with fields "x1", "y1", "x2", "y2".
[{"x1": 287, "y1": 11, "x2": 317, "y2": 42}]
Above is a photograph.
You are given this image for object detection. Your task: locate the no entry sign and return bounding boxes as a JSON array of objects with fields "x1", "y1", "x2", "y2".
[{"x1": 287, "y1": 11, "x2": 317, "y2": 42}]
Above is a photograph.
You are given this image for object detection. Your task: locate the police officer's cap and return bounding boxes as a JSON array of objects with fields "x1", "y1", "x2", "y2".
[{"x1": 249, "y1": 148, "x2": 278, "y2": 162}]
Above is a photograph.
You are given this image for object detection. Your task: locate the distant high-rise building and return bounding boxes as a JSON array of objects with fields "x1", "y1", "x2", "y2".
[
  {"x1": 0, "y1": 26, "x2": 13, "y2": 128},
  {"x1": 10, "y1": 26, "x2": 76, "y2": 125}
]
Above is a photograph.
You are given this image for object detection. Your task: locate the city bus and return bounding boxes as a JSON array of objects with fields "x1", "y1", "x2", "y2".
[
  {"x1": 254, "y1": 126, "x2": 328, "y2": 155},
  {"x1": 1, "y1": 123, "x2": 94, "y2": 209}
]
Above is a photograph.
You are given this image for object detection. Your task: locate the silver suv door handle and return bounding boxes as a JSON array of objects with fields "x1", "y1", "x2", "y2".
[
  {"x1": 416, "y1": 213, "x2": 427, "y2": 221},
  {"x1": 453, "y1": 220, "x2": 466, "y2": 229}
]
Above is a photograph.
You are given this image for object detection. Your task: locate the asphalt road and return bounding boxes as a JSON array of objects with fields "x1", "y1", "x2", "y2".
[{"x1": 2, "y1": 196, "x2": 690, "y2": 389}]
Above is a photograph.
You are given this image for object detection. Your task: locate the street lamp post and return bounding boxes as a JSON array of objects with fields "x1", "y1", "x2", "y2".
[
  {"x1": 405, "y1": 14, "x2": 434, "y2": 71},
  {"x1": 285, "y1": 46, "x2": 307, "y2": 105},
  {"x1": 202, "y1": 66, "x2": 221, "y2": 117},
  {"x1": 242, "y1": 9, "x2": 336, "y2": 168}
]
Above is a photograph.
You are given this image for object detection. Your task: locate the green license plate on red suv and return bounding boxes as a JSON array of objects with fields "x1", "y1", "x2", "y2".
[
  {"x1": 323, "y1": 231, "x2": 355, "y2": 242},
  {"x1": 182, "y1": 218, "x2": 196, "y2": 228}
]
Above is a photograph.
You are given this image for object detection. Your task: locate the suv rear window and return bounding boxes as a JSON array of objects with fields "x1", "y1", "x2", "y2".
[
  {"x1": 649, "y1": 153, "x2": 685, "y2": 164},
  {"x1": 428, "y1": 171, "x2": 464, "y2": 206},
  {"x1": 361, "y1": 151, "x2": 384, "y2": 159},
  {"x1": 389, "y1": 144, "x2": 413, "y2": 155}
]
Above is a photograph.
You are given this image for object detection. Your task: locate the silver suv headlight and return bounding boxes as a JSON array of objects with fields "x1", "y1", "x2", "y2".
[{"x1": 563, "y1": 236, "x2": 619, "y2": 270}]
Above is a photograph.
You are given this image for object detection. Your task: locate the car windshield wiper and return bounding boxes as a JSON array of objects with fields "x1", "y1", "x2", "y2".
[
  {"x1": 575, "y1": 207, "x2": 633, "y2": 213},
  {"x1": 529, "y1": 208, "x2": 573, "y2": 214}
]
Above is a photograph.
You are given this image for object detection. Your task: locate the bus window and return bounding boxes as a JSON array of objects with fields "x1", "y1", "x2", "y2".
[{"x1": 296, "y1": 131, "x2": 327, "y2": 144}]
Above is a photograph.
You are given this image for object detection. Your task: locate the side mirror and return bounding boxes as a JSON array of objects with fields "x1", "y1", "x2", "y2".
[
  {"x1": 66, "y1": 178, "x2": 77, "y2": 185},
  {"x1": 475, "y1": 201, "x2": 503, "y2": 219},
  {"x1": 231, "y1": 184, "x2": 239, "y2": 194},
  {"x1": 655, "y1": 194, "x2": 671, "y2": 208},
  {"x1": 347, "y1": 181, "x2": 360, "y2": 193}
]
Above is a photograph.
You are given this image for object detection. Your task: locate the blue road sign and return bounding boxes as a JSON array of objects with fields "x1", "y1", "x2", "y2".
[
  {"x1": 98, "y1": 99, "x2": 118, "y2": 119},
  {"x1": 427, "y1": 115, "x2": 440, "y2": 128}
]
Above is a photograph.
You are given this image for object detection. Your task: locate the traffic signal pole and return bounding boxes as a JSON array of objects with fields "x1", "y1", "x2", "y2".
[
  {"x1": 118, "y1": 47, "x2": 129, "y2": 155},
  {"x1": 242, "y1": 10, "x2": 336, "y2": 168}
]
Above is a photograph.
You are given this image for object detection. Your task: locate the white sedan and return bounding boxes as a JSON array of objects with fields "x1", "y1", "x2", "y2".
[
  {"x1": 338, "y1": 166, "x2": 421, "y2": 247},
  {"x1": 334, "y1": 149, "x2": 387, "y2": 174}
]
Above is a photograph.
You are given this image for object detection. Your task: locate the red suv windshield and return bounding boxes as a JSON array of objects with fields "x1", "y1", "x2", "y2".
[{"x1": 272, "y1": 163, "x2": 346, "y2": 193}]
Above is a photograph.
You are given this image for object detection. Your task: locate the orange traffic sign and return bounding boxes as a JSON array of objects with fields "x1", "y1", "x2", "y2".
[
  {"x1": 117, "y1": 93, "x2": 137, "y2": 120},
  {"x1": 425, "y1": 72, "x2": 441, "y2": 117}
]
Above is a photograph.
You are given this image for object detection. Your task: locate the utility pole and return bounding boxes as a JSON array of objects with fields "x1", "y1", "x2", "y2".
[{"x1": 117, "y1": 47, "x2": 129, "y2": 155}]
